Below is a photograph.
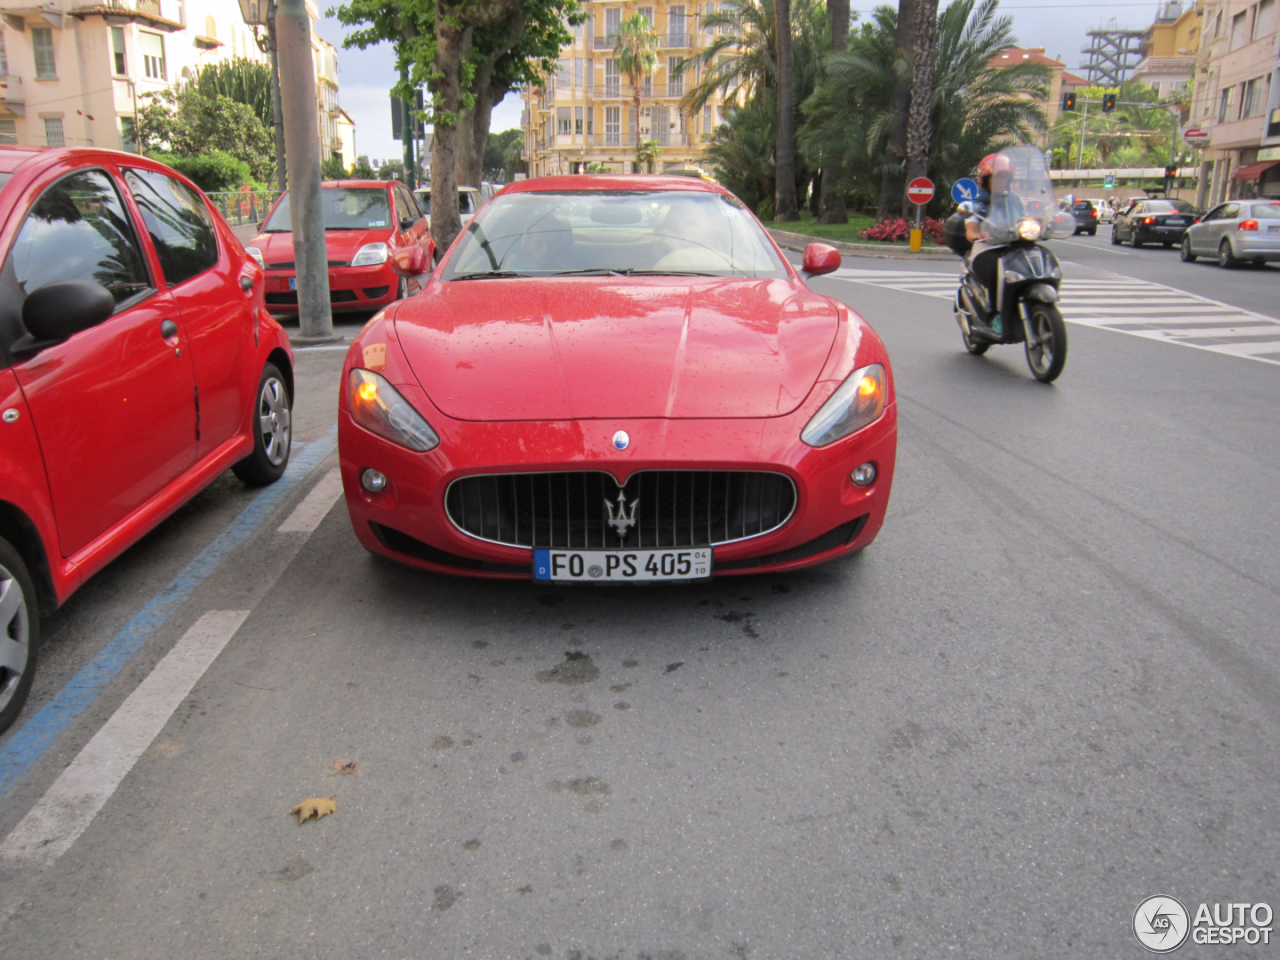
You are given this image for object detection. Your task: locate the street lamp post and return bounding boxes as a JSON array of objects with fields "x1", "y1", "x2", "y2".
[{"x1": 239, "y1": 0, "x2": 287, "y2": 193}]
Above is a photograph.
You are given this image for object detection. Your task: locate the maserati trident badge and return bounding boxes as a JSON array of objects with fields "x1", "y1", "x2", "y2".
[
  {"x1": 604, "y1": 490, "x2": 638, "y2": 539},
  {"x1": 612, "y1": 430, "x2": 630, "y2": 451}
]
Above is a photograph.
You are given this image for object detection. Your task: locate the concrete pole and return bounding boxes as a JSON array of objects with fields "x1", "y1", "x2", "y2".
[
  {"x1": 267, "y1": 0, "x2": 286, "y2": 193},
  {"x1": 1196, "y1": 158, "x2": 1210, "y2": 209},
  {"x1": 401, "y1": 66, "x2": 417, "y2": 189},
  {"x1": 275, "y1": 0, "x2": 333, "y2": 340}
]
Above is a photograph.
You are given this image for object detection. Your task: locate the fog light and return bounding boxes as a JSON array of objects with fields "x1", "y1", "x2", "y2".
[
  {"x1": 361, "y1": 468, "x2": 387, "y2": 493},
  {"x1": 851, "y1": 462, "x2": 876, "y2": 487}
]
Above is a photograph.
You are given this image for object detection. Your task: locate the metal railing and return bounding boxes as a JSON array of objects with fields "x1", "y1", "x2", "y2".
[
  {"x1": 204, "y1": 189, "x2": 281, "y2": 227},
  {"x1": 662, "y1": 32, "x2": 692, "y2": 48},
  {"x1": 594, "y1": 35, "x2": 617, "y2": 50}
]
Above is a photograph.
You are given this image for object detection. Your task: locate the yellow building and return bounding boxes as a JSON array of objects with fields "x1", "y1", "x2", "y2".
[
  {"x1": 522, "y1": 1, "x2": 726, "y2": 176},
  {"x1": 986, "y1": 47, "x2": 1088, "y2": 147},
  {"x1": 1133, "y1": 0, "x2": 1203, "y2": 101}
]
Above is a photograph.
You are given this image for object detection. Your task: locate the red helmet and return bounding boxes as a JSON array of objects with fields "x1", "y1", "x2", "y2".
[{"x1": 977, "y1": 153, "x2": 1015, "y2": 177}]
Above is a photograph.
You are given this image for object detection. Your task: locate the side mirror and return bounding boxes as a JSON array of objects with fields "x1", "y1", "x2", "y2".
[
  {"x1": 390, "y1": 246, "x2": 428, "y2": 277},
  {"x1": 22, "y1": 280, "x2": 115, "y2": 343},
  {"x1": 801, "y1": 243, "x2": 841, "y2": 277},
  {"x1": 400, "y1": 217, "x2": 417, "y2": 231}
]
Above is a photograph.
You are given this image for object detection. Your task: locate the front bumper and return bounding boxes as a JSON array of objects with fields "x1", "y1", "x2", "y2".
[
  {"x1": 264, "y1": 264, "x2": 399, "y2": 313},
  {"x1": 338, "y1": 397, "x2": 898, "y2": 580}
]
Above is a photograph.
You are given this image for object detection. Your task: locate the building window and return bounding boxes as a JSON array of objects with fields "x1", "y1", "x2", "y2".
[
  {"x1": 605, "y1": 105, "x2": 620, "y2": 145},
  {"x1": 1229, "y1": 10, "x2": 1249, "y2": 50},
  {"x1": 574, "y1": 57, "x2": 583, "y2": 87},
  {"x1": 557, "y1": 106, "x2": 571, "y2": 135},
  {"x1": 1252, "y1": 0, "x2": 1275, "y2": 42},
  {"x1": 574, "y1": 105, "x2": 583, "y2": 134},
  {"x1": 1150, "y1": 81, "x2": 1161, "y2": 98},
  {"x1": 605, "y1": 58, "x2": 620, "y2": 97},
  {"x1": 637, "y1": 7, "x2": 653, "y2": 26},
  {"x1": 668, "y1": 56, "x2": 683, "y2": 96},
  {"x1": 205, "y1": 15, "x2": 216, "y2": 39},
  {"x1": 176, "y1": 0, "x2": 185, "y2": 25},
  {"x1": 44, "y1": 117, "x2": 64, "y2": 147},
  {"x1": 1241, "y1": 77, "x2": 1260, "y2": 117},
  {"x1": 605, "y1": 7, "x2": 621, "y2": 39},
  {"x1": 703, "y1": 105, "x2": 712, "y2": 135},
  {"x1": 669, "y1": 5, "x2": 685, "y2": 42},
  {"x1": 642, "y1": 74, "x2": 652, "y2": 97},
  {"x1": 111, "y1": 26, "x2": 127, "y2": 75},
  {"x1": 0, "y1": 119, "x2": 16, "y2": 144},
  {"x1": 32, "y1": 27, "x2": 56, "y2": 79},
  {"x1": 140, "y1": 32, "x2": 166, "y2": 80},
  {"x1": 120, "y1": 115, "x2": 137, "y2": 151},
  {"x1": 0, "y1": 28, "x2": 8, "y2": 74},
  {"x1": 1219, "y1": 87, "x2": 1233, "y2": 122}
]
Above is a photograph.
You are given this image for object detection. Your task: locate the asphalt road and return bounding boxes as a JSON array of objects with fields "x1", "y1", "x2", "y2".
[{"x1": 0, "y1": 248, "x2": 1277, "y2": 960}]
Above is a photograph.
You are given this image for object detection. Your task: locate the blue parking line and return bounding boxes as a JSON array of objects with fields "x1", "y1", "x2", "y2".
[{"x1": 0, "y1": 427, "x2": 338, "y2": 800}]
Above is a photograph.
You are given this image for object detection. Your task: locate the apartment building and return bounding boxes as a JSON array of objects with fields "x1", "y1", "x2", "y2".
[
  {"x1": 1191, "y1": 0, "x2": 1280, "y2": 201},
  {"x1": 522, "y1": 1, "x2": 726, "y2": 176},
  {"x1": 0, "y1": 0, "x2": 354, "y2": 167}
]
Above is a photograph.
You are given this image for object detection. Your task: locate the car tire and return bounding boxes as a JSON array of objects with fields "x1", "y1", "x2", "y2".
[
  {"x1": 1129, "y1": 232, "x2": 1143, "y2": 248},
  {"x1": 1111, "y1": 228, "x2": 1121, "y2": 246},
  {"x1": 1162, "y1": 241, "x2": 1174, "y2": 249},
  {"x1": 1089, "y1": 228, "x2": 1097, "y2": 236},
  {"x1": 1024, "y1": 303, "x2": 1067, "y2": 384},
  {"x1": 1180, "y1": 236, "x2": 1197, "y2": 262},
  {"x1": 233, "y1": 362, "x2": 292, "y2": 486},
  {"x1": 0, "y1": 537, "x2": 40, "y2": 735},
  {"x1": 1218, "y1": 238, "x2": 1241, "y2": 269}
]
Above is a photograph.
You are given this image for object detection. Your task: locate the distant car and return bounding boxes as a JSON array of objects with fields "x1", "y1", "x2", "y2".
[
  {"x1": 247, "y1": 180, "x2": 433, "y2": 315},
  {"x1": 1096, "y1": 201, "x2": 1115, "y2": 223},
  {"x1": 479, "y1": 182, "x2": 499, "y2": 202},
  {"x1": 1111, "y1": 198, "x2": 1196, "y2": 248},
  {"x1": 413, "y1": 186, "x2": 482, "y2": 228},
  {"x1": 1069, "y1": 200, "x2": 1098, "y2": 235},
  {"x1": 1181, "y1": 199, "x2": 1280, "y2": 268},
  {"x1": 0, "y1": 145, "x2": 294, "y2": 732}
]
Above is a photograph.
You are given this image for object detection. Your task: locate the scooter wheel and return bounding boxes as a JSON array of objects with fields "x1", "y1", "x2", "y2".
[
  {"x1": 962, "y1": 325, "x2": 989, "y2": 356},
  {"x1": 1024, "y1": 303, "x2": 1067, "y2": 383}
]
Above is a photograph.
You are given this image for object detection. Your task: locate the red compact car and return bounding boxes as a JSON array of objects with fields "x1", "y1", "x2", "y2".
[
  {"x1": 337, "y1": 175, "x2": 896, "y2": 583},
  {"x1": 248, "y1": 180, "x2": 434, "y2": 315},
  {"x1": 0, "y1": 146, "x2": 294, "y2": 731}
]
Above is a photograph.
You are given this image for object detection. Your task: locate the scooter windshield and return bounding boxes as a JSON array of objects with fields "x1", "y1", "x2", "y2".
[{"x1": 977, "y1": 146, "x2": 1075, "y2": 242}]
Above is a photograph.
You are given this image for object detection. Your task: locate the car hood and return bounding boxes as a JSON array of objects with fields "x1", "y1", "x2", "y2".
[
  {"x1": 392, "y1": 277, "x2": 840, "y2": 421},
  {"x1": 252, "y1": 228, "x2": 391, "y2": 266}
]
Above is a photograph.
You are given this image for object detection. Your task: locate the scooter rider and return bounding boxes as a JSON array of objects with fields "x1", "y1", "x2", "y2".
[{"x1": 964, "y1": 152, "x2": 1025, "y2": 333}]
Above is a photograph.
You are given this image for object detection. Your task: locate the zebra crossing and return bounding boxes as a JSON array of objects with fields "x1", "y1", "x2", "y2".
[{"x1": 833, "y1": 267, "x2": 1280, "y2": 366}]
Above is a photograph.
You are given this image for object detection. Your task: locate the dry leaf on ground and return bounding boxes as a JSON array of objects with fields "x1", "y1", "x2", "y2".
[
  {"x1": 330, "y1": 760, "x2": 357, "y2": 775},
  {"x1": 290, "y1": 797, "x2": 336, "y2": 824}
]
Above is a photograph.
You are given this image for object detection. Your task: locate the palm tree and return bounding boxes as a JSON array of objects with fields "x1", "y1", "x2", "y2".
[
  {"x1": 676, "y1": 0, "x2": 780, "y2": 115},
  {"x1": 636, "y1": 139, "x2": 662, "y2": 173},
  {"x1": 902, "y1": 0, "x2": 940, "y2": 203},
  {"x1": 773, "y1": 0, "x2": 799, "y2": 220},
  {"x1": 615, "y1": 13, "x2": 660, "y2": 166}
]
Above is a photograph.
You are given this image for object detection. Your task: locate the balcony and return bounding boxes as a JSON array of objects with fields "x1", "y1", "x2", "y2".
[
  {"x1": 0, "y1": 75, "x2": 24, "y2": 118},
  {"x1": 662, "y1": 32, "x2": 692, "y2": 48},
  {"x1": 594, "y1": 35, "x2": 617, "y2": 50}
]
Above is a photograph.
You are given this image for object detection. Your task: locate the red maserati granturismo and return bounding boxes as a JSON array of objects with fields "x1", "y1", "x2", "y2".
[{"x1": 337, "y1": 175, "x2": 896, "y2": 583}]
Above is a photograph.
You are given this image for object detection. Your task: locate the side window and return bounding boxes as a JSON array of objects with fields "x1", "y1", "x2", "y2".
[
  {"x1": 393, "y1": 185, "x2": 417, "y2": 225},
  {"x1": 1221, "y1": 203, "x2": 1240, "y2": 219},
  {"x1": 402, "y1": 186, "x2": 424, "y2": 220},
  {"x1": 124, "y1": 169, "x2": 219, "y2": 286},
  {"x1": 7, "y1": 169, "x2": 151, "y2": 307}
]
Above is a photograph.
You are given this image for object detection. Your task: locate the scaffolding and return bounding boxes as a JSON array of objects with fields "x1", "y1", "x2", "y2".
[{"x1": 1080, "y1": 24, "x2": 1147, "y2": 85}]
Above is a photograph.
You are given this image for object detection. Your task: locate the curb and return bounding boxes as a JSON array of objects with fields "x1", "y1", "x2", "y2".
[
  {"x1": 289, "y1": 333, "x2": 347, "y2": 348},
  {"x1": 768, "y1": 227, "x2": 956, "y2": 261}
]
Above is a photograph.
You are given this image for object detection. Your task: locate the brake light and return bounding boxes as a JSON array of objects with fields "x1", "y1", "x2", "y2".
[
  {"x1": 1143, "y1": 217, "x2": 1155, "y2": 224},
  {"x1": 1239, "y1": 219, "x2": 1259, "y2": 231}
]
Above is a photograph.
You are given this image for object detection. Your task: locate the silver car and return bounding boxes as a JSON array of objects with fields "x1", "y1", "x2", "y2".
[{"x1": 1181, "y1": 199, "x2": 1280, "y2": 268}]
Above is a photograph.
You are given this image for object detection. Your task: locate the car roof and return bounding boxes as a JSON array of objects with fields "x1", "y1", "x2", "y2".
[
  {"x1": 0, "y1": 144, "x2": 46, "y2": 174},
  {"x1": 502, "y1": 174, "x2": 728, "y2": 196},
  {"x1": 321, "y1": 179, "x2": 395, "y2": 189},
  {"x1": 414, "y1": 185, "x2": 480, "y2": 193}
]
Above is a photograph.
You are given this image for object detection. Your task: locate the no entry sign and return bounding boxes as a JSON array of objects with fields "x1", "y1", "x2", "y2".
[
  {"x1": 907, "y1": 177, "x2": 935, "y2": 205},
  {"x1": 1182, "y1": 126, "x2": 1210, "y2": 144}
]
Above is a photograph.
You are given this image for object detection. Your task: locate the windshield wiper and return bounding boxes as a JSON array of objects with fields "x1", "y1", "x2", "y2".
[
  {"x1": 550, "y1": 268, "x2": 625, "y2": 276},
  {"x1": 449, "y1": 271, "x2": 531, "y2": 281},
  {"x1": 620, "y1": 269, "x2": 718, "y2": 277}
]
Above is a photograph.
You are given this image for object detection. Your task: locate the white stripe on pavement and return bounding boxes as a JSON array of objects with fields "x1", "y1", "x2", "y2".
[
  {"x1": 0, "y1": 610, "x2": 250, "y2": 868},
  {"x1": 276, "y1": 467, "x2": 345, "y2": 534}
]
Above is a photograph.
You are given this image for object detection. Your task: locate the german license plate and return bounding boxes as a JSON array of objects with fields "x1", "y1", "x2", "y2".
[
  {"x1": 1269, "y1": 225, "x2": 1279, "y2": 233},
  {"x1": 533, "y1": 548, "x2": 712, "y2": 583},
  {"x1": 288, "y1": 277, "x2": 297, "y2": 290}
]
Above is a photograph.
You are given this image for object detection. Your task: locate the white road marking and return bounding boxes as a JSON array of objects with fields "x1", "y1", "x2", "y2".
[
  {"x1": 276, "y1": 468, "x2": 345, "y2": 533},
  {"x1": 834, "y1": 268, "x2": 1280, "y2": 366},
  {"x1": 0, "y1": 610, "x2": 249, "y2": 868}
]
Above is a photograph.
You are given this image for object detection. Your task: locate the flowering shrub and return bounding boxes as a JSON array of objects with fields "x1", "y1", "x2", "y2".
[{"x1": 860, "y1": 217, "x2": 945, "y2": 245}]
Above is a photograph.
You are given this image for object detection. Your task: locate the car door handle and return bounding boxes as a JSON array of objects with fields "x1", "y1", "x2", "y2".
[{"x1": 161, "y1": 319, "x2": 179, "y2": 339}]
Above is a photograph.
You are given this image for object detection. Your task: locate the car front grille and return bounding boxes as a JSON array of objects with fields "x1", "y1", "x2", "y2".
[
  {"x1": 446, "y1": 470, "x2": 796, "y2": 550},
  {"x1": 266, "y1": 260, "x2": 349, "y2": 270},
  {"x1": 363, "y1": 286, "x2": 390, "y2": 299}
]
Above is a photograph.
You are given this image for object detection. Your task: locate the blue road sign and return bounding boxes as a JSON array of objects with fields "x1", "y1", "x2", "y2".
[{"x1": 951, "y1": 177, "x2": 979, "y2": 203}]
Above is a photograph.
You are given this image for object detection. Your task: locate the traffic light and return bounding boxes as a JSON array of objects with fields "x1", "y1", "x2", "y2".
[
  {"x1": 1164, "y1": 165, "x2": 1178, "y2": 179},
  {"x1": 1102, "y1": 92, "x2": 1117, "y2": 113},
  {"x1": 1063, "y1": 91, "x2": 1076, "y2": 111}
]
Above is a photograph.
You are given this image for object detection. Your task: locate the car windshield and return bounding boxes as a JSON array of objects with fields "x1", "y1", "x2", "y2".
[
  {"x1": 1072, "y1": 201, "x2": 1094, "y2": 210},
  {"x1": 1144, "y1": 200, "x2": 1193, "y2": 214},
  {"x1": 442, "y1": 190, "x2": 790, "y2": 279},
  {"x1": 263, "y1": 187, "x2": 391, "y2": 232}
]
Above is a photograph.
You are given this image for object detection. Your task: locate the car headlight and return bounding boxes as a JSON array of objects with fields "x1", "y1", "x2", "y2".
[
  {"x1": 1017, "y1": 218, "x2": 1043, "y2": 241},
  {"x1": 801, "y1": 364, "x2": 886, "y2": 447},
  {"x1": 351, "y1": 242, "x2": 390, "y2": 267},
  {"x1": 347, "y1": 368, "x2": 439, "y2": 451},
  {"x1": 245, "y1": 246, "x2": 265, "y2": 268}
]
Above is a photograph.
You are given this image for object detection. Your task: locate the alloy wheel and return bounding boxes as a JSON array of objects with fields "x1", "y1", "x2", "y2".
[
  {"x1": 0, "y1": 563, "x2": 30, "y2": 715},
  {"x1": 257, "y1": 376, "x2": 291, "y2": 467}
]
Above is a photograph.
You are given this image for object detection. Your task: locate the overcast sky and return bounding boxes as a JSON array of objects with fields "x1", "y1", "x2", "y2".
[{"x1": 319, "y1": 0, "x2": 1169, "y2": 165}]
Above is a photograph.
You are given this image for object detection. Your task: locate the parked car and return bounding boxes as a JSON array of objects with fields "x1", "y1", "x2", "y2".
[
  {"x1": 1111, "y1": 198, "x2": 1196, "y2": 248},
  {"x1": 0, "y1": 145, "x2": 295, "y2": 732},
  {"x1": 337, "y1": 175, "x2": 897, "y2": 583},
  {"x1": 413, "y1": 185, "x2": 482, "y2": 229},
  {"x1": 479, "y1": 181, "x2": 499, "y2": 202},
  {"x1": 1180, "y1": 199, "x2": 1280, "y2": 267},
  {"x1": 1069, "y1": 199, "x2": 1098, "y2": 235},
  {"x1": 247, "y1": 179, "x2": 433, "y2": 316},
  {"x1": 1095, "y1": 200, "x2": 1115, "y2": 224}
]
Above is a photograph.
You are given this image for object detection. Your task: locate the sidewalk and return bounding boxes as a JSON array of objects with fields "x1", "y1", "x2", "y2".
[{"x1": 767, "y1": 227, "x2": 955, "y2": 261}]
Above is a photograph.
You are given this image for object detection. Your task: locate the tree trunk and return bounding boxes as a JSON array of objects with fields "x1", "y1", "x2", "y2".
[
  {"x1": 457, "y1": 58, "x2": 493, "y2": 187},
  {"x1": 471, "y1": 81, "x2": 505, "y2": 184},
  {"x1": 902, "y1": 0, "x2": 938, "y2": 216},
  {"x1": 772, "y1": 0, "x2": 799, "y2": 221},
  {"x1": 634, "y1": 86, "x2": 643, "y2": 171},
  {"x1": 816, "y1": 0, "x2": 849, "y2": 224},
  {"x1": 429, "y1": 18, "x2": 467, "y2": 254},
  {"x1": 877, "y1": 0, "x2": 915, "y2": 221}
]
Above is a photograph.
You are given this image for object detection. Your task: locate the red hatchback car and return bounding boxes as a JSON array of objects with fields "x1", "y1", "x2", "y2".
[
  {"x1": 338, "y1": 176, "x2": 897, "y2": 583},
  {"x1": 247, "y1": 180, "x2": 433, "y2": 315},
  {"x1": 0, "y1": 146, "x2": 294, "y2": 732}
]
